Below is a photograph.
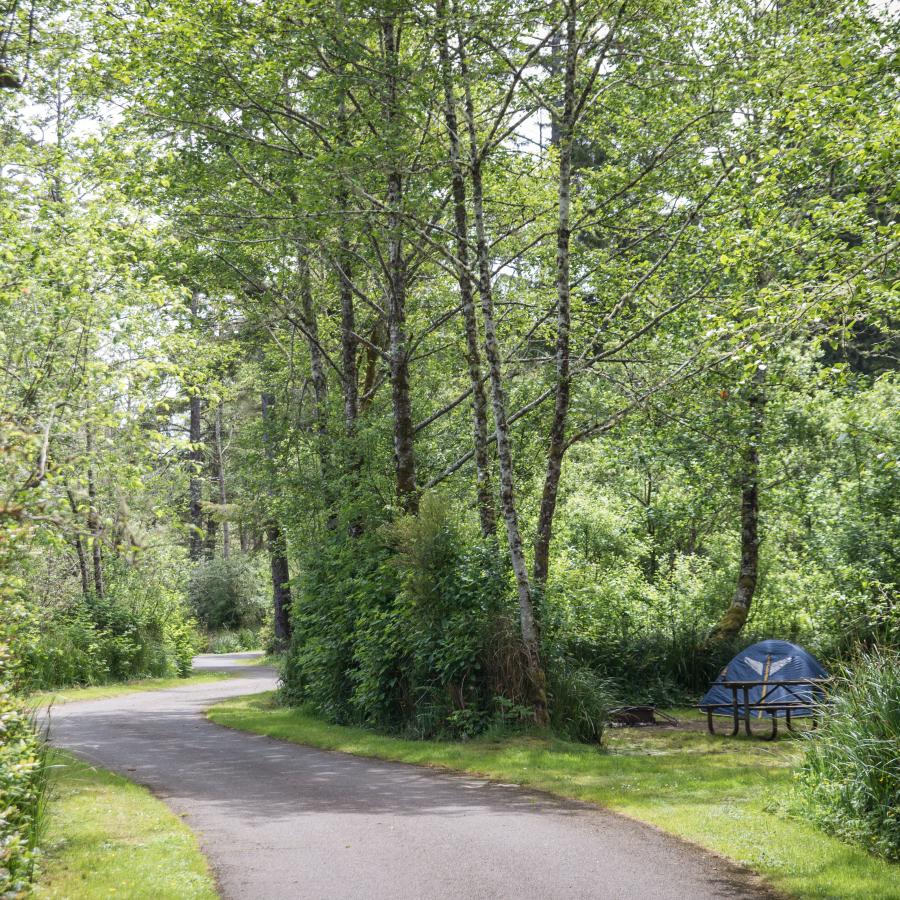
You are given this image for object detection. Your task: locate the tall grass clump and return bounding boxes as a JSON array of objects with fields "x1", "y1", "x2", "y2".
[
  {"x1": 208, "y1": 628, "x2": 260, "y2": 654},
  {"x1": 547, "y1": 658, "x2": 616, "y2": 745},
  {"x1": 797, "y1": 647, "x2": 900, "y2": 861}
]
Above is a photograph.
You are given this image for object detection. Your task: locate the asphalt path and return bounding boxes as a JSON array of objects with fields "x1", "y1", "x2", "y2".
[{"x1": 47, "y1": 654, "x2": 774, "y2": 900}]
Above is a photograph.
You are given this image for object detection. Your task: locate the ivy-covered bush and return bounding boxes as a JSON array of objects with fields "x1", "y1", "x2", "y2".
[{"x1": 797, "y1": 648, "x2": 900, "y2": 861}]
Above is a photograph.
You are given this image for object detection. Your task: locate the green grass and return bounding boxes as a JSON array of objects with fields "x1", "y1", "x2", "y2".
[
  {"x1": 33, "y1": 751, "x2": 217, "y2": 899},
  {"x1": 209, "y1": 695, "x2": 900, "y2": 900},
  {"x1": 31, "y1": 672, "x2": 231, "y2": 707}
]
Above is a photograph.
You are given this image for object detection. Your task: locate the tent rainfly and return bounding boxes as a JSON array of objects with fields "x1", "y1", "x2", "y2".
[{"x1": 700, "y1": 639, "x2": 827, "y2": 719}]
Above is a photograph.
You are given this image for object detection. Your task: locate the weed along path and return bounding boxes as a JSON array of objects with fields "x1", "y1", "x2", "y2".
[{"x1": 47, "y1": 655, "x2": 773, "y2": 900}]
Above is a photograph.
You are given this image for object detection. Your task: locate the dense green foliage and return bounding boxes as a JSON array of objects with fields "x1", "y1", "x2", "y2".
[
  {"x1": 188, "y1": 556, "x2": 267, "y2": 635},
  {"x1": 0, "y1": 414, "x2": 48, "y2": 892},
  {"x1": 0, "y1": 691, "x2": 44, "y2": 895},
  {"x1": 23, "y1": 569, "x2": 200, "y2": 691},
  {"x1": 799, "y1": 649, "x2": 900, "y2": 862},
  {"x1": 282, "y1": 497, "x2": 531, "y2": 736}
]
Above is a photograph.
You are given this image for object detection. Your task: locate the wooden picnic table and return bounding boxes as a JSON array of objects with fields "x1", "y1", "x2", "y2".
[{"x1": 699, "y1": 677, "x2": 830, "y2": 740}]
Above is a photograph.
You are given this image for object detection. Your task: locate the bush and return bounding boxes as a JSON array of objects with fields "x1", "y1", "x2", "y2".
[
  {"x1": 188, "y1": 556, "x2": 267, "y2": 632},
  {"x1": 797, "y1": 648, "x2": 900, "y2": 861},
  {"x1": 282, "y1": 496, "x2": 525, "y2": 738},
  {"x1": 0, "y1": 650, "x2": 46, "y2": 895},
  {"x1": 208, "y1": 628, "x2": 260, "y2": 654},
  {"x1": 547, "y1": 658, "x2": 616, "y2": 745},
  {"x1": 23, "y1": 565, "x2": 202, "y2": 690}
]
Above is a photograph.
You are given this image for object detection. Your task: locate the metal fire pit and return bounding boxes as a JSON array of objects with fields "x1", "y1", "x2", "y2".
[{"x1": 608, "y1": 706, "x2": 678, "y2": 728}]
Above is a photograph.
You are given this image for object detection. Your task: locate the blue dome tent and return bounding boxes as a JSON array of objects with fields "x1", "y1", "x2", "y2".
[{"x1": 700, "y1": 640, "x2": 828, "y2": 737}]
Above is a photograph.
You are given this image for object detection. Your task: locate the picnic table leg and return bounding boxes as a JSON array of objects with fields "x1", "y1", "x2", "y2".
[
  {"x1": 742, "y1": 686, "x2": 752, "y2": 736},
  {"x1": 763, "y1": 715, "x2": 778, "y2": 741},
  {"x1": 706, "y1": 707, "x2": 739, "y2": 736},
  {"x1": 730, "y1": 690, "x2": 739, "y2": 736},
  {"x1": 785, "y1": 708, "x2": 795, "y2": 734}
]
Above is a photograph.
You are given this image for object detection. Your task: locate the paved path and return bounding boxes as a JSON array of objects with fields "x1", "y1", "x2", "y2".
[{"x1": 47, "y1": 654, "x2": 772, "y2": 900}]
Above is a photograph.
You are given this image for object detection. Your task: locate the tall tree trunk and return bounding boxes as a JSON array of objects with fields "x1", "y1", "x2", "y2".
[
  {"x1": 383, "y1": 16, "x2": 418, "y2": 513},
  {"x1": 436, "y1": 0, "x2": 496, "y2": 537},
  {"x1": 85, "y1": 426, "x2": 104, "y2": 599},
  {"x1": 214, "y1": 401, "x2": 230, "y2": 559},
  {"x1": 533, "y1": 6, "x2": 577, "y2": 590},
  {"x1": 188, "y1": 288, "x2": 204, "y2": 560},
  {"x1": 360, "y1": 317, "x2": 386, "y2": 415},
  {"x1": 300, "y1": 246, "x2": 328, "y2": 439},
  {"x1": 66, "y1": 487, "x2": 90, "y2": 597},
  {"x1": 267, "y1": 519, "x2": 292, "y2": 648},
  {"x1": 204, "y1": 402, "x2": 219, "y2": 557},
  {"x1": 335, "y1": 0, "x2": 359, "y2": 433},
  {"x1": 710, "y1": 366, "x2": 766, "y2": 643},
  {"x1": 338, "y1": 225, "x2": 359, "y2": 432},
  {"x1": 204, "y1": 500, "x2": 217, "y2": 556},
  {"x1": 261, "y1": 392, "x2": 293, "y2": 647},
  {"x1": 459, "y1": 30, "x2": 547, "y2": 725}
]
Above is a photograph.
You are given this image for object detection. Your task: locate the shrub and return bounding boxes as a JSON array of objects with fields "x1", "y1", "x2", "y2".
[
  {"x1": 0, "y1": 648, "x2": 46, "y2": 895},
  {"x1": 188, "y1": 556, "x2": 267, "y2": 632},
  {"x1": 23, "y1": 564, "x2": 202, "y2": 690},
  {"x1": 542, "y1": 554, "x2": 736, "y2": 704},
  {"x1": 282, "y1": 496, "x2": 523, "y2": 737},
  {"x1": 208, "y1": 628, "x2": 260, "y2": 654},
  {"x1": 547, "y1": 658, "x2": 616, "y2": 745},
  {"x1": 797, "y1": 647, "x2": 900, "y2": 861}
]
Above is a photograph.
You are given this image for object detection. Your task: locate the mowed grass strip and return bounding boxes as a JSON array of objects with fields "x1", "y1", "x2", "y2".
[
  {"x1": 31, "y1": 672, "x2": 231, "y2": 707},
  {"x1": 208, "y1": 694, "x2": 900, "y2": 900},
  {"x1": 33, "y1": 751, "x2": 218, "y2": 900}
]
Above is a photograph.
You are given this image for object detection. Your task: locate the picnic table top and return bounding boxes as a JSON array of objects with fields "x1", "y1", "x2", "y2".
[
  {"x1": 700, "y1": 702, "x2": 817, "y2": 710},
  {"x1": 707, "y1": 678, "x2": 830, "y2": 687}
]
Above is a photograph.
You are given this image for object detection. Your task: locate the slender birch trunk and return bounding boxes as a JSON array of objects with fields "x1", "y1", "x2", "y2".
[
  {"x1": 67, "y1": 487, "x2": 90, "y2": 597},
  {"x1": 300, "y1": 246, "x2": 328, "y2": 438},
  {"x1": 188, "y1": 288, "x2": 204, "y2": 560},
  {"x1": 338, "y1": 225, "x2": 359, "y2": 431},
  {"x1": 360, "y1": 317, "x2": 386, "y2": 416},
  {"x1": 383, "y1": 16, "x2": 418, "y2": 513},
  {"x1": 85, "y1": 426, "x2": 104, "y2": 599},
  {"x1": 459, "y1": 27, "x2": 547, "y2": 725},
  {"x1": 533, "y1": 5, "x2": 577, "y2": 589},
  {"x1": 336, "y1": 0, "x2": 359, "y2": 434},
  {"x1": 436, "y1": 0, "x2": 496, "y2": 537},
  {"x1": 204, "y1": 489, "x2": 217, "y2": 556}
]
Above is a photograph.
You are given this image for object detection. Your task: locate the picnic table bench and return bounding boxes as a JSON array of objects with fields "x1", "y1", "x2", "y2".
[{"x1": 699, "y1": 677, "x2": 830, "y2": 740}]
